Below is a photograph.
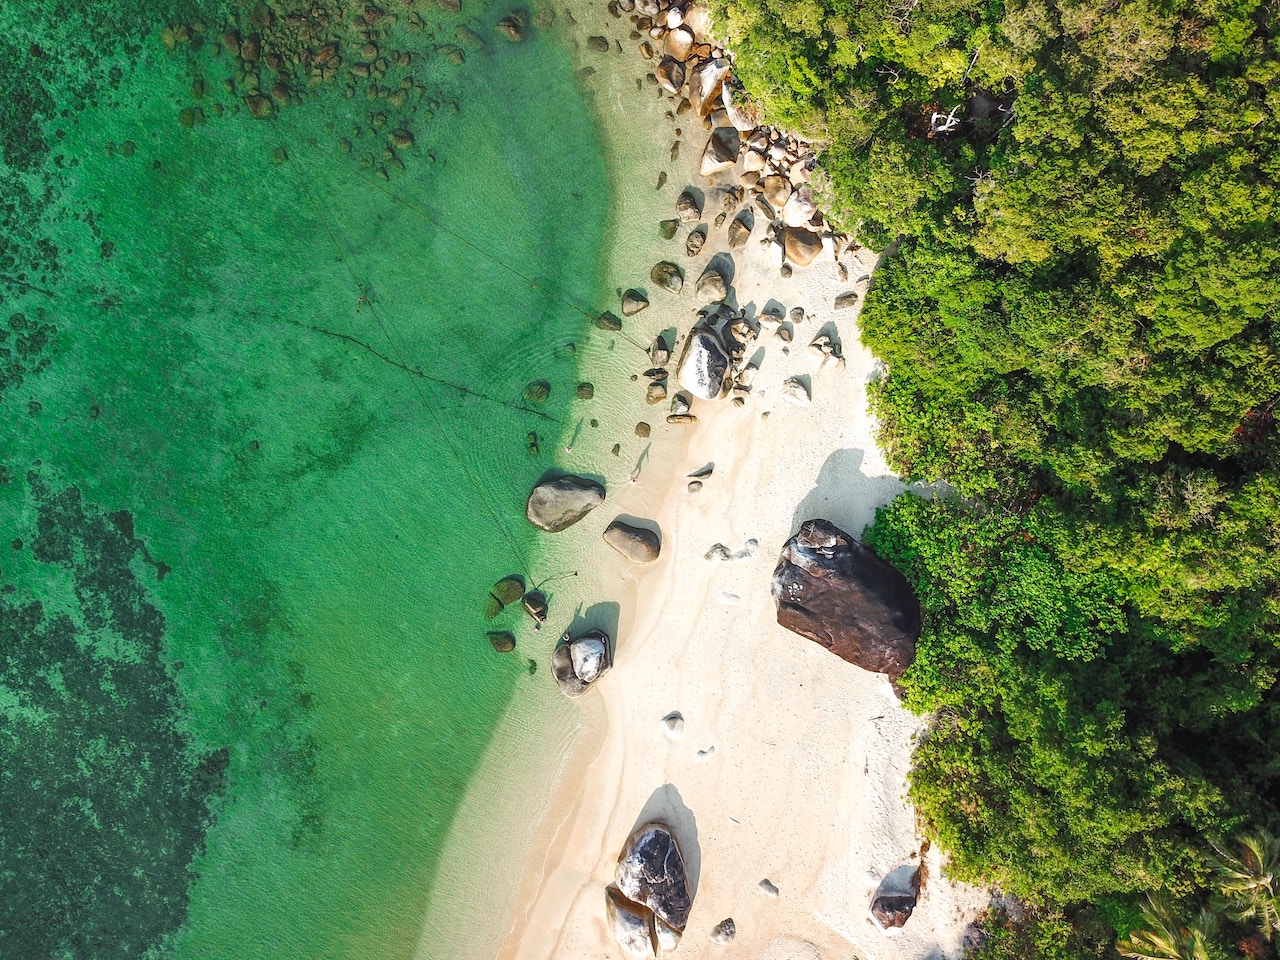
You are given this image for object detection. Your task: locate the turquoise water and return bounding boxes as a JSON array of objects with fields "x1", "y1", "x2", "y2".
[{"x1": 0, "y1": 0, "x2": 612, "y2": 956}]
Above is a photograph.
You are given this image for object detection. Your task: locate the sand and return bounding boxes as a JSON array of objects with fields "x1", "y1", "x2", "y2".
[
  {"x1": 419, "y1": 4, "x2": 989, "y2": 957},
  {"x1": 488, "y1": 236, "x2": 988, "y2": 958}
]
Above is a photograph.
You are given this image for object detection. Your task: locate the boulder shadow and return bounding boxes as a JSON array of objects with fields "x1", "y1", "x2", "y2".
[
  {"x1": 566, "y1": 600, "x2": 621, "y2": 652},
  {"x1": 534, "y1": 466, "x2": 608, "y2": 489},
  {"x1": 628, "y1": 783, "x2": 702, "y2": 897},
  {"x1": 814, "y1": 320, "x2": 842, "y2": 353},
  {"x1": 790, "y1": 447, "x2": 906, "y2": 543},
  {"x1": 611, "y1": 512, "x2": 662, "y2": 546}
]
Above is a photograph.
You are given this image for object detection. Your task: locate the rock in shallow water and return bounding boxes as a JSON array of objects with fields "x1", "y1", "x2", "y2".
[
  {"x1": 486, "y1": 630, "x2": 516, "y2": 652},
  {"x1": 771, "y1": 519, "x2": 920, "y2": 679},
  {"x1": 526, "y1": 475, "x2": 605, "y2": 532},
  {"x1": 604, "y1": 519, "x2": 661, "y2": 563}
]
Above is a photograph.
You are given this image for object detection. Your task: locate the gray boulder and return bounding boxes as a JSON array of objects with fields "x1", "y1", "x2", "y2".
[
  {"x1": 526, "y1": 475, "x2": 605, "y2": 532},
  {"x1": 676, "y1": 329, "x2": 729, "y2": 400},
  {"x1": 604, "y1": 519, "x2": 661, "y2": 563},
  {"x1": 616, "y1": 823, "x2": 693, "y2": 933},
  {"x1": 551, "y1": 628, "x2": 612, "y2": 697},
  {"x1": 771, "y1": 519, "x2": 920, "y2": 680},
  {"x1": 688, "y1": 58, "x2": 730, "y2": 116}
]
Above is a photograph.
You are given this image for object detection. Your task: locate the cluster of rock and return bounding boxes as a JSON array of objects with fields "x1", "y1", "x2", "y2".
[
  {"x1": 606, "y1": 823, "x2": 694, "y2": 958},
  {"x1": 609, "y1": 0, "x2": 852, "y2": 273},
  {"x1": 770, "y1": 519, "x2": 921, "y2": 681}
]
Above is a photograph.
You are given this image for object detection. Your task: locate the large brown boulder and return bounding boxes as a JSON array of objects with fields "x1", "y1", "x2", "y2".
[{"x1": 771, "y1": 519, "x2": 919, "y2": 679}]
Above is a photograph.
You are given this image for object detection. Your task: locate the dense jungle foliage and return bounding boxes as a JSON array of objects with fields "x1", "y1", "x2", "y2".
[{"x1": 707, "y1": 0, "x2": 1280, "y2": 953}]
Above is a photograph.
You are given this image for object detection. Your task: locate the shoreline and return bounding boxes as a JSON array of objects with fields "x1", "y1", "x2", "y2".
[{"x1": 421, "y1": 0, "x2": 989, "y2": 955}]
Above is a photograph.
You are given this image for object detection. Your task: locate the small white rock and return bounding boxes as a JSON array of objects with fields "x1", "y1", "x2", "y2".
[
  {"x1": 758, "y1": 877, "x2": 780, "y2": 898},
  {"x1": 661, "y1": 711, "x2": 685, "y2": 739}
]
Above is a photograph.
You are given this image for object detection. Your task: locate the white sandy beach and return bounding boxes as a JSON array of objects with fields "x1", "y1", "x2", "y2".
[{"x1": 418, "y1": 4, "x2": 989, "y2": 958}]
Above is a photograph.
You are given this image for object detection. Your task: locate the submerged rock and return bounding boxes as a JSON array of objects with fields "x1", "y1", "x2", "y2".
[
  {"x1": 496, "y1": 13, "x2": 525, "y2": 40},
  {"x1": 526, "y1": 475, "x2": 605, "y2": 532},
  {"x1": 596, "y1": 311, "x2": 624, "y2": 331},
  {"x1": 487, "y1": 630, "x2": 516, "y2": 652},
  {"x1": 771, "y1": 519, "x2": 920, "y2": 679},
  {"x1": 524, "y1": 379, "x2": 551, "y2": 403}
]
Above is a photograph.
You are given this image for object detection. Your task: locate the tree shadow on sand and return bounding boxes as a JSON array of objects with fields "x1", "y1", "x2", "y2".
[{"x1": 789, "y1": 447, "x2": 909, "y2": 541}]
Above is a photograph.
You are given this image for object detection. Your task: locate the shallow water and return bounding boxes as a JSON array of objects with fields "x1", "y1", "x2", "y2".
[{"x1": 0, "y1": 0, "x2": 617, "y2": 955}]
